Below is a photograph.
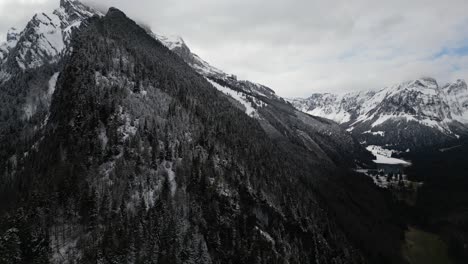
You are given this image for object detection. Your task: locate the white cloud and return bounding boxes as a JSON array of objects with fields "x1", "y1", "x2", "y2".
[{"x1": 2, "y1": 0, "x2": 468, "y2": 97}]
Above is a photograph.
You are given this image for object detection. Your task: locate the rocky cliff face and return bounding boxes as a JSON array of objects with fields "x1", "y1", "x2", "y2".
[
  {"x1": 0, "y1": 2, "x2": 403, "y2": 263},
  {"x1": 290, "y1": 77, "x2": 468, "y2": 152}
]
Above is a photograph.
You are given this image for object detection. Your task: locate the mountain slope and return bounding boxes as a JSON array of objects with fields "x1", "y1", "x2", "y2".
[
  {"x1": 146, "y1": 25, "x2": 372, "y2": 167},
  {"x1": 0, "y1": 2, "x2": 403, "y2": 264},
  {"x1": 290, "y1": 77, "x2": 468, "y2": 152}
]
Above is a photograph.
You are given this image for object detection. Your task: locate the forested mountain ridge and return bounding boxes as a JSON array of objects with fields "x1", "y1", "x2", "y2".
[{"x1": 0, "y1": 2, "x2": 403, "y2": 263}]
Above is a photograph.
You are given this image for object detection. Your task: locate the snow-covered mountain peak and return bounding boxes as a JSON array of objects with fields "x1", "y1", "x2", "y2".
[
  {"x1": 289, "y1": 77, "x2": 468, "y2": 151},
  {"x1": 0, "y1": 0, "x2": 101, "y2": 71},
  {"x1": 13, "y1": 12, "x2": 66, "y2": 69}
]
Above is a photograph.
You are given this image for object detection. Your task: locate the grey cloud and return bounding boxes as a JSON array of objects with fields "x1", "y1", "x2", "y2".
[{"x1": 2, "y1": 0, "x2": 468, "y2": 97}]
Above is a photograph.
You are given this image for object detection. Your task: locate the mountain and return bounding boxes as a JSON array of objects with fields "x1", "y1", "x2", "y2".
[
  {"x1": 0, "y1": 1, "x2": 403, "y2": 263},
  {"x1": 289, "y1": 77, "x2": 468, "y2": 152},
  {"x1": 1, "y1": 0, "x2": 101, "y2": 73}
]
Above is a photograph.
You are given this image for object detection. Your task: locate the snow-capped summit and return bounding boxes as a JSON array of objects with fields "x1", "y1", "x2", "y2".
[
  {"x1": 0, "y1": 0, "x2": 102, "y2": 71},
  {"x1": 289, "y1": 77, "x2": 468, "y2": 151}
]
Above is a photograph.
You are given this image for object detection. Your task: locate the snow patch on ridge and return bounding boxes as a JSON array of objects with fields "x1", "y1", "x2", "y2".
[
  {"x1": 255, "y1": 226, "x2": 275, "y2": 245},
  {"x1": 307, "y1": 107, "x2": 351, "y2": 123},
  {"x1": 363, "y1": 130, "x2": 385, "y2": 137},
  {"x1": 207, "y1": 78, "x2": 266, "y2": 118},
  {"x1": 366, "y1": 145, "x2": 411, "y2": 165},
  {"x1": 48, "y1": 72, "x2": 60, "y2": 95},
  {"x1": 190, "y1": 54, "x2": 227, "y2": 77},
  {"x1": 153, "y1": 34, "x2": 185, "y2": 50},
  {"x1": 164, "y1": 161, "x2": 177, "y2": 197}
]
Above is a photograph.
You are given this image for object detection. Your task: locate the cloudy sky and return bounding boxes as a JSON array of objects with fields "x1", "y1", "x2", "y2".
[{"x1": 1, "y1": 0, "x2": 468, "y2": 97}]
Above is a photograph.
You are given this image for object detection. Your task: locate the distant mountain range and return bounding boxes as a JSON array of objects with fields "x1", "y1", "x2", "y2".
[{"x1": 289, "y1": 77, "x2": 468, "y2": 152}]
